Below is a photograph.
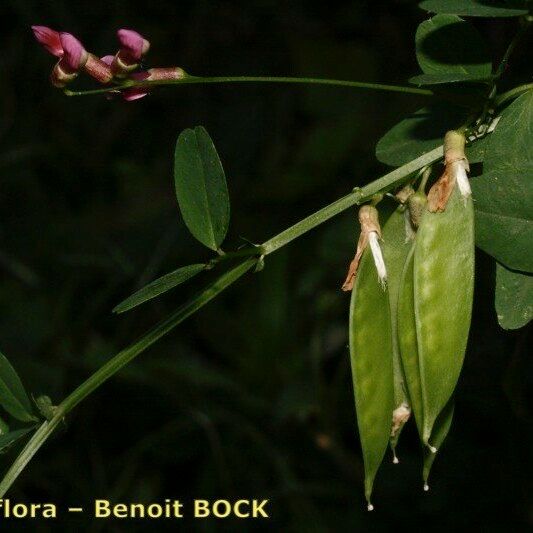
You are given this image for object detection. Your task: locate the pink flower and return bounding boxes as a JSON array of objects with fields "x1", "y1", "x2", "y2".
[
  {"x1": 59, "y1": 33, "x2": 88, "y2": 72},
  {"x1": 117, "y1": 29, "x2": 150, "y2": 62},
  {"x1": 49, "y1": 33, "x2": 88, "y2": 88},
  {"x1": 31, "y1": 25, "x2": 63, "y2": 57},
  {"x1": 112, "y1": 29, "x2": 150, "y2": 77},
  {"x1": 32, "y1": 25, "x2": 183, "y2": 97},
  {"x1": 33, "y1": 26, "x2": 112, "y2": 87},
  {"x1": 32, "y1": 28, "x2": 88, "y2": 71},
  {"x1": 98, "y1": 57, "x2": 147, "y2": 100}
]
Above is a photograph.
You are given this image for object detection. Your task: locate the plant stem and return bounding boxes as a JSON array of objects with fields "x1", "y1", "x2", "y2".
[
  {"x1": 262, "y1": 145, "x2": 444, "y2": 255},
  {"x1": 0, "y1": 259, "x2": 256, "y2": 497},
  {"x1": 64, "y1": 75, "x2": 434, "y2": 97},
  {"x1": 206, "y1": 246, "x2": 264, "y2": 268},
  {"x1": 492, "y1": 18, "x2": 530, "y2": 81},
  {"x1": 494, "y1": 82, "x2": 533, "y2": 107},
  {"x1": 418, "y1": 167, "x2": 432, "y2": 193},
  {"x1": 0, "y1": 113, "x2": 506, "y2": 496}
]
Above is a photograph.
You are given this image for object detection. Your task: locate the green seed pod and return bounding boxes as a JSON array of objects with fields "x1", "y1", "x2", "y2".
[
  {"x1": 380, "y1": 208, "x2": 413, "y2": 461},
  {"x1": 423, "y1": 400, "x2": 454, "y2": 491},
  {"x1": 349, "y1": 242, "x2": 394, "y2": 510},
  {"x1": 397, "y1": 246, "x2": 424, "y2": 437},
  {"x1": 414, "y1": 185, "x2": 474, "y2": 445},
  {"x1": 398, "y1": 210, "x2": 457, "y2": 486}
]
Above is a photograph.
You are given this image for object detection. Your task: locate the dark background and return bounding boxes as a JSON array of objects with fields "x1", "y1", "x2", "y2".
[{"x1": 1, "y1": 0, "x2": 531, "y2": 531}]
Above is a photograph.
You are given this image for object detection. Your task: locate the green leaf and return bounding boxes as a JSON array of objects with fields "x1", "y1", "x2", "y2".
[
  {"x1": 0, "y1": 416, "x2": 9, "y2": 435},
  {"x1": 0, "y1": 427, "x2": 36, "y2": 453},
  {"x1": 376, "y1": 105, "x2": 486, "y2": 167},
  {"x1": 0, "y1": 352, "x2": 36, "y2": 422},
  {"x1": 113, "y1": 264, "x2": 205, "y2": 314},
  {"x1": 484, "y1": 91, "x2": 533, "y2": 170},
  {"x1": 495, "y1": 263, "x2": 533, "y2": 330},
  {"x1": 413, "y1": 15, "x2": 492, "y2": 84},
  {"x1": 471, "y1": 91, "x2": 533, "y2": 272},
  {"x1": 174, "y1": 126, "x2": 230, "y2": 251},
  {"x1": 419, "y1": 0, "x2": 528, "y2": 17},
  {"x1": 409, "y1": 73, "x2": 490, "y2": 85},
  {"x1": 466, "y1": 134, "x2": 491, "y2": 164}
]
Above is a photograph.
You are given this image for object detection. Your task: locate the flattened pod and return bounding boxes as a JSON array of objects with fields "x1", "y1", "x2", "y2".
[
  {"x1": 381, "y1": 209, "x2": 413, "y2": 459},
  {"x1": 398, "y1": 225, "x2": 455, "y2": 485},
  {"x1": 423, "y1": 400, "x2": 454, "y2": 490},
  {"x1": 414, "y1": 185, "x2": 474, "y2": 444},
  {"x1": 397, "y1": 245, "x2": 424, "y2": 437},
  {"x1": 349, "y1": 246, "x2": 394, "y2": 508}
]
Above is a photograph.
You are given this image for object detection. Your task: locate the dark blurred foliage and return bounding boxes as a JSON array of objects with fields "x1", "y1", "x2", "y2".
[{"x1": 0, "y1": 0, "x2": 531, "y2": 531}]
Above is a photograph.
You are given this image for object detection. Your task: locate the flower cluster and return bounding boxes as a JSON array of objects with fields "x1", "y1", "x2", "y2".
[{"x1": 32, "y1": 26, "x2": 185, "y2": 100}]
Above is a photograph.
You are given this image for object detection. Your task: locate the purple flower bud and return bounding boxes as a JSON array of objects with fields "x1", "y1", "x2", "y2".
[
  {"x1": 59, "y1": 32, "x2": 88, "y2": 73},
  {"x1": 116, "y1": 29, "x2": 150, "y2": 61},
  {"x1": 112, "y1": 29, "x2": 150, "y2": 77},
  {"x1": 31, "y1": 25, "x2": 63, "y2": 57}
]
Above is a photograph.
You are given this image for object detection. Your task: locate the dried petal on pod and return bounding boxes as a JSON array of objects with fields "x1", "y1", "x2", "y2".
[
  {"x1": 428, "y1": 130, "x2": 470, "y2": 212},
  {"x1": 368, "y1": 233, "x2": 387, "y2": 289},
  {"x1": 342, "y1": 205, "x2": 386, "y2": 291},
  {"x1": 391, "y1": 403, "x2": 411, "y2": 438},
  {"x1": 454, "y1": 159, "x2": 471, "y2": 200},
  {"x1": 427, "y1": 169, "x2": 454, "y2": 213}
]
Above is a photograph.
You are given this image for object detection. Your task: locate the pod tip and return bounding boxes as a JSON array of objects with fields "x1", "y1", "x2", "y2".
[
  {"x1": 423, "y1": 483, "x2": 430, "y2": 492},
  {"x1": 428, "y1": 444, "x2": 437, "y2": 454},
  {"x1": 367, "y1": 503, "x2": 374, "y2": 512},
  {"x1": 393, "y1": 455, "x2": 399, "y2": 464}
]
